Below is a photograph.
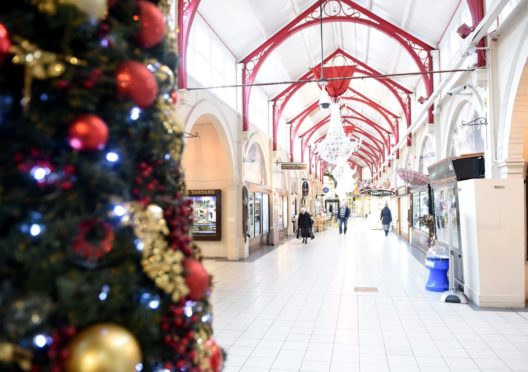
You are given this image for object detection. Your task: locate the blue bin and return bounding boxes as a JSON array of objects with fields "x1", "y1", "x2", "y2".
[{"x1": 424, "y1": 257, "x2": 449, "y2": 292}]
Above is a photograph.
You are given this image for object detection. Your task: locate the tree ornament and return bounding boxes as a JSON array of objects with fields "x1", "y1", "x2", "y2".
[
  {"x1": 63, "y1": 323, "x2": 141, "y2": 372},
  {"x1": 0, "y1": 23, "x2": 11, "y2": 65},
  {"x1": 116, "y1": 61, "x2": 158, "y2": 108},
  {"x1": 136, "y1": 1, "x2": 166, "y2": 48},
  {"x1": 170, "y1": 89, "x2": 178, "y2": 105},
  {"x1": 151, "y1": 63, "x2": 175, "y2": 94},
  {"x1": 68, "y1": 114, "x2": 108, "y2": 151},
  {"x1": 205, "y1": 339, "x2": 223, "y2": 372},
  {"x1": 71, "y1": 220, "x2": 114, "y2": 267},
  {"x1": 184, "y1": 259, "x2": 210, "y2": 300},
  {"x1": 3, "y1": 294, "x2": 54, "y2": 338},
  {"x1": 62, "y1": 0, "x2": 108, "y2": 20}
]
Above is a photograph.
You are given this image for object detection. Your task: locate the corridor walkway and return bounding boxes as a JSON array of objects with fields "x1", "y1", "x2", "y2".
[{"x1": 204, "y1": 218, "x2": 528, "y2": 372}]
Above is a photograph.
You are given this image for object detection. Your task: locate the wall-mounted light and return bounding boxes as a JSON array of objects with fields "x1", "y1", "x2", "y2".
[{"x1": 456, "y1": 23, "x2": 474, "y2": 39}]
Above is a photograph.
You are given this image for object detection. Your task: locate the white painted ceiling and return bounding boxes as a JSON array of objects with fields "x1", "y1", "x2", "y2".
[{"x1": 197, "y1": 0, "x2": 462, "y2": 168}]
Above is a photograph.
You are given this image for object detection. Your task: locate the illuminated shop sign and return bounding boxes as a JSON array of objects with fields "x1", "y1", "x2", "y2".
[
  {"x1": 187, "y1": 189, "x2": 222, "y2": 241},
  {"x1": 368, "y1": 189, "x2": 396, "y2": 197}
]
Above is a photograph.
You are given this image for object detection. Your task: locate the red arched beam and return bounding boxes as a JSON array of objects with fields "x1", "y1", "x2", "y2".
[
  {"x1": 348, "y1": 161, "x2": 363, "y2": 181},
  {"x1": 343, "y1": 124, "x2": 384, "y2": 157},
  {"x1": 311, "y1": 128, "x2": 380, "y2": 168},
  {"x1": 344, "y1": 125, "x2": 384, "y2": 155},
  {"x1": 312, "y1": 127, "x2": 383, "y2": 165},
  {"x1": 466, "y1": 0, "x2": 485, "y2": 67},
  {"x1": 299, "y1": 114, "x2": 390, "y2": 160},
  {"x1": 342, "y1": 88, "x2": 398, "y2": 134},
  {"x1": 177, "y1": 0, "x2": 201, "y2": 89},
  {"x1": 288, "y1": 101, "x2": 319, "y2": 161},
  {"x1": 312, "y1": 132, "x2": 378, "y2": 165},
  {"x1": 272, "y1": 48, "x2": 412, "y2": 150},
  {"x1": 242, "y1": 0, "x2": 433, "y2": 134},
  {"x1": 291, "y1": 100, "x2": 392, "y2": 161}
]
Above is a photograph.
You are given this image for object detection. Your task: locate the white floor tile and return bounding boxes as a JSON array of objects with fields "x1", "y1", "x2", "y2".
[{"x1": 206, "y1": 221, "x2": 528, "y2": 372}]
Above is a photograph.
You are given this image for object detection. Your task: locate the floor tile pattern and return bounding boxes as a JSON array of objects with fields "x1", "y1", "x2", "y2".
[{"x1": 204, "y1": 218, "x2": 528, "y2": 372}]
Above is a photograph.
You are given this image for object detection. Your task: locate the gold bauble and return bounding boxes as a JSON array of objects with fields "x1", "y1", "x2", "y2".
[
  {"x1": 63, "y1": 323, "x2": 141, "y2": 372},
  {"x1": 62, "y1": 0, "x2": 108, "y2": 20}
]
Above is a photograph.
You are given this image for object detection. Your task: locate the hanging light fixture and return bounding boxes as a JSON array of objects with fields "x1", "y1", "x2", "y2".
[{"x1": 317, "y1": 103, "x2": 361, "y2": 164}]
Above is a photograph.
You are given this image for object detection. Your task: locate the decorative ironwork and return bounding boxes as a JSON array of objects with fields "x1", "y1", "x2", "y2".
[
  {"x1": 242, "y1": 0, "x2": 435, "y2": 133},
  {"x1": 177, "y1": 0, "x2": 201, "y2": 88},
  {"x1": 461, "y1": 116, "x2": 487, "y2": 126},
  {"x1": 273, "y1": 49, "x2": 414, "y2": 153}
]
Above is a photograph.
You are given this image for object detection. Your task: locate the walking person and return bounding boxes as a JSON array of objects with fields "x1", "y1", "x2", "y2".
[
  {"x1": 297, "y1": 207, "x2": 313, "y2": 244},
  {"x1": 380, "y1": 202, "x2": 392, "y2": 236},
  {"x1": 337, "y1": 202, "x2": 351, "y2": 234}
]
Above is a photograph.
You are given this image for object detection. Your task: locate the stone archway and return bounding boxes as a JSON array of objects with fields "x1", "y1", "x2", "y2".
[{"x1": 182, "y1": 113, "x2": 236, "y2": 259}]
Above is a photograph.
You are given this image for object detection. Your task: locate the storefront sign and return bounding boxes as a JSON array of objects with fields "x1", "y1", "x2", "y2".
[
  {"x1": 187, "y1": 189, "x2": 222, "y2": 241},
  {"x1": 280, "y1": 162, "x2": 308, "y2": 170},
  {"x1": 322, "y1": 187, "x2": 329, "y2": 194},
  {"x1": 397, "y1": 186, "x2": 409, "y2": 196},
  {"x1": 368, "y1": 189, "x2": 396, "y2": 197}
]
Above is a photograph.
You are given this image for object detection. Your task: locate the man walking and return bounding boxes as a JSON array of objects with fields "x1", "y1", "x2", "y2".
[
  {"x1": 380, "y1": 202, "x2": 392, "y2": 236},
  {"x1": 337, "y1": 202, "x2": 351, "y2": 234}
]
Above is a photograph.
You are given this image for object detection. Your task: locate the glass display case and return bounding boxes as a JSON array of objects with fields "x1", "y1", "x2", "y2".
[
  {"x1": 187, "y1": 190, "x2": 222, "y2": 241},
  {"x1": 412, "y1": 188, "x2": 431, "y2": 232}
]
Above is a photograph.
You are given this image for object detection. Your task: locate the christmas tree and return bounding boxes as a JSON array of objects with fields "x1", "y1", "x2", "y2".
[{"x1": 0, "y1": 1, "x2": 222, "y2": 371}]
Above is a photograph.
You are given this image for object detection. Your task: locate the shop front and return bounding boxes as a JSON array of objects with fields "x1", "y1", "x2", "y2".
[
  {"x1": 410, "y1": 185, "x2": 432, "y2": 255},
  {"x1": 246, "y1": 183, "x2": 271, "y2": 253}
]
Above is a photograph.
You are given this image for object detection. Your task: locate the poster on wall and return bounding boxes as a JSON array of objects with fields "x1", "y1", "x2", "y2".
[{"x1": 187, "y1": 190, "x2": 222, "y2": 241}]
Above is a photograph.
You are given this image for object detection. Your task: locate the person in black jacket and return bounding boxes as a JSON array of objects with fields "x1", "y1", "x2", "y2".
[
  {"x1": 337, "y1": 203, "x2": 351, "y2": 234},
  {"x1": 297, "y1": 207, "x2": 313, "y2": 244},
  {"x1": 380, "y1": 202, "x2": 392, "y2": 236}
]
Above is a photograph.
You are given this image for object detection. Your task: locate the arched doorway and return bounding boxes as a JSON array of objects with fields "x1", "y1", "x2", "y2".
[{"x1": 182, "y1": 114, "x2": 235, "y2": 258}]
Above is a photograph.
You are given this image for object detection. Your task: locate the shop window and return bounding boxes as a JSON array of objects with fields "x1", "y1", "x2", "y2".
[
  {"x1": 262, "y1": 193, "x2": 269, "y2": 234},
  {"x1": 248, "y1": 193, "x2": 255, "y2": 238},
  {"x1": 412, "y1": 189, "x2": 431, "y2": 232},
  {"x1": 254, "y1": 193, "x2": 262, "y2": 236},
  {"x1": 282, "y1": 196, "x2": 288, "y2": 229}
]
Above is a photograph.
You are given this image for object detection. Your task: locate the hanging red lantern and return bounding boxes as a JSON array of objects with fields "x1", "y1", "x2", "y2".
[
  {"x1": 136, "y1": 1, "x2": 166, "y2": 48},
  {"x1": 0, "y1": 23, "x2": 12, "y2": 65},
  {"x1": 115, "y1": 60, "x2": 158, "y2": 108},
  {"x1": 68, "y1": 114, "x2": 109, "y2": 151},
  {"x1": 184, "y1": 259, "x2": 210, "y2": 300}
]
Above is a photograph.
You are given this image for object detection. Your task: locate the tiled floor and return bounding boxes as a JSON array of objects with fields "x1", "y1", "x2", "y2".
[{"x1": 204, "y1": 218, "x2": 528, "y2": 372}]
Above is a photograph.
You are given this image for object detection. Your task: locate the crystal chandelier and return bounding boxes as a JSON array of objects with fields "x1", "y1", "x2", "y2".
[{"x1": 317, "y1": 104, "x2": 361, "y2": 165}]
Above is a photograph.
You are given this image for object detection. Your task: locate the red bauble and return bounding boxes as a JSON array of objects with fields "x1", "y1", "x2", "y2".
[
  {"x1": 136, "y1": 1, "x2": 166, "y2": 48},
  {"x1": 205, "y1": 339, "x2": 223, "y2": 372},
  {"x1": 115, "y1": 61, "x2": 158, "y2": 108},
  {"x1": 184, "y1": 259, "x2": 210, "y2": 300},
  {"x1": 72, "y1": 220, "x2": 114, "y2": 263},
  {"x1": 0, "y1": 23, "x2": 11, "y2": 65},
  {"x1": 68, "y1": 114, "x2": 109, "y2": 151}
]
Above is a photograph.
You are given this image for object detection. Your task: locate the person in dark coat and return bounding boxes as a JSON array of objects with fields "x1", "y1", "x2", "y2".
[
  {"x1": 337, "y1": 203, "x2": 351, "y2": 234},
  {"x1": 380, "y1": 202, "x2": 392, "y2": 236},
  {"x1": 297, "y1": 207, "x2": 313, "y2": 244}
]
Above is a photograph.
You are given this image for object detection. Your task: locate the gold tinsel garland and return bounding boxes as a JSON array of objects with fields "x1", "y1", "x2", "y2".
[{"x1": 121, "y1": 203, "x2": 189, "y2": 302}]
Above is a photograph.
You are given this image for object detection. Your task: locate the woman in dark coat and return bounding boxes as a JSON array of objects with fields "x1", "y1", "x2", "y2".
[
  {"x1": 297, "y1": 207, "x2": 313, "y2": 244},
  {"x1": 380, "y1": 202, "x2": 392, "y2": 236}
]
